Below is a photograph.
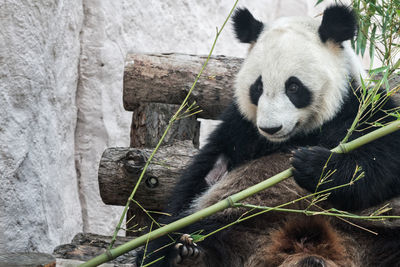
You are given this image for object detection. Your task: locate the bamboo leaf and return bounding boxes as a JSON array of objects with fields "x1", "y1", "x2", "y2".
[
  {"x1": 360, "y1": 23, "x2": 368, "y2": 56},
  {"x1": 191, "y1": 234, "x2": 205, "y2": 242},
  {"x1": 370, "y1": 66, "x2": 388, "y2": 75},
  {"x1": 369, "y1": 24, "x2": 377, "y2": 67}
]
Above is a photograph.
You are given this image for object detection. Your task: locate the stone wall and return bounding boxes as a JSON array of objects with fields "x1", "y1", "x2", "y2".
[
  {"x1": 0, "y1": 0, "x2": 332, "y2": 253},
  {"x1": 0, "y1": 1, "x2": 84, "y2": 252}
]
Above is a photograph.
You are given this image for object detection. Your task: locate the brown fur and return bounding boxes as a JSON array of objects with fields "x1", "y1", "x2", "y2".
[
  {"x1": 192, "y1": 153, "x2": 312, "y2": 222},
  {"x1": 259, "y1": 217, "x2": 360, "y2": 266}
]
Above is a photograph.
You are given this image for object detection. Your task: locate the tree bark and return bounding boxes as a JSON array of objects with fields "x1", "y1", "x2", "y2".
[
  {"x1": 98, "y1": 141, "x2": 197, "y2": 209},
  {"x1": 130, "y1": 102, "x2": 199, "y2": 148},
  {"x1": 53, "y1": 233, "x2": 136, "y2": 264},
  {"x1": 123, "y1": 53, "x2": 243, "y2": 119}
]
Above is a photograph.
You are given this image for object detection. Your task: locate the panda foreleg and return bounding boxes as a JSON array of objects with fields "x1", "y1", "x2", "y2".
[{"x1": 292, "y1": 140, "x2": 400, "y2": 211}]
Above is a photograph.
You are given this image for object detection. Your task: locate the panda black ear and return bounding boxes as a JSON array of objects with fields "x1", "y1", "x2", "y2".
[
  {"x1": 232, "y1": 8, "x2": 264, "y2": 43},
  {"x1": 318, "y1": 5, "x2": 357, "y2": 43}
]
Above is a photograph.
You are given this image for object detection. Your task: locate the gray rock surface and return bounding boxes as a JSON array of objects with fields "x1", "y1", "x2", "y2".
[{"x1": 0, "y1": 1, "x2": 84, "y2": 252}]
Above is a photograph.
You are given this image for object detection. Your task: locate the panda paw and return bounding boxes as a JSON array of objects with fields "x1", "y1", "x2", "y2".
[
  {"x1": 170, "y1": 234, "x2": 201, "y2": 266},
  {"x1": 291, "y1": 146, "x2": 334, "y2": 192}
]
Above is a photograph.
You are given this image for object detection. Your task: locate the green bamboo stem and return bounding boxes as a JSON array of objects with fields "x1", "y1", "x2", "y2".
[
  {"x1": 80, "y1": 120, "x2": 400, "y2": 267},
  {"x1": 333, "y1": 120, "x2": 400, "y2": 154}
]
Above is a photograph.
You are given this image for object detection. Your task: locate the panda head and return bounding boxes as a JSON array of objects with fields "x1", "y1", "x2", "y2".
[{"x1": 233, "y1": 5, "x2": 363, "y2": 143}]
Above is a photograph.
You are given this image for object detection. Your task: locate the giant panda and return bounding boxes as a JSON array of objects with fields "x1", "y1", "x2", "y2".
[{"x1": 138, "y1": 4, "x2": 400, "y2": 267}]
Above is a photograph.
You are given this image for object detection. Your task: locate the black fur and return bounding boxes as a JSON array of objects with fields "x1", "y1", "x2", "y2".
[
  {"x1": 232, "y1": 8, "x2": 264, "y2": 43},
  {"x1": 368, "y1": 229, "x2": 400, "y2": 267},
  {"x1": 285, "y1": 76, "x2": 313, "y2": 108},
  {"x1": 249, "y1": 76, "x2": 263, "y2": 105},
  {"x1": 318, "y1": 5, "x2": 357, "y2": 43}
]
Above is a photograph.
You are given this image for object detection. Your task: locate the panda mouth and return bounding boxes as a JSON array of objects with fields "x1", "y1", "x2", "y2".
[
  {"x1": 259, "y1": 123, "x2": 300, "y2": 142},
  {"x1": 259, "y1": 130, "x2": 293, "y2": 143},
  {"x1": 267, "y1": 133, "x2": 292, "y2": 142}
]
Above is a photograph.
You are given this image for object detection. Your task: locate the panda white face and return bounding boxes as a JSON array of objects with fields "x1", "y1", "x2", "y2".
[{"x1": 234, "y1": 15, "x2": 364, "y2": 143}]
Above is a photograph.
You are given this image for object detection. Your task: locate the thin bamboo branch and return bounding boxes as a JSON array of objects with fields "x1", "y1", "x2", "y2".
[{"x1": 234, "y1": 203, "x2": 400, "y2": 221}]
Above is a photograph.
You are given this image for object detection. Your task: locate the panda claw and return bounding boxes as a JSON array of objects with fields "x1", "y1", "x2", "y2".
[
  {"x1": 180, "y1": 245, "x2": 188, "y2": 256},
  {"x1": 188, "y1": 246, "x2": 194, "y2": 256},
  {"x1": 174, "y1": 254, "x2": 182, "y2": 265},
  {"x1": 193, "y1": 247, "x2": 200, "y2": 258},
  {"x1": 175, "y1": 243, "x2": 183, "y2": 250},
  {"x1": 171, "y1": 234, "x2": 201, "y2": 265},
  {"x1": 181, "y1": 234, "x2": 192, "y2": 242}
]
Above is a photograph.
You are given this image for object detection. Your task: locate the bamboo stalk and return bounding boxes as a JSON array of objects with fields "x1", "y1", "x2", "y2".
[
  {"x1": 333, "y1": 120, "x2": 400, "y2": 153},
  {"x1": 80, "y1": 120, "x2": 400, "y2": 267}
]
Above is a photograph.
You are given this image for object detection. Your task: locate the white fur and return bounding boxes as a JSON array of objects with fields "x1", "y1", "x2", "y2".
[{"x1": 234, "y1": 16, "x2": 365, "y2": 142}]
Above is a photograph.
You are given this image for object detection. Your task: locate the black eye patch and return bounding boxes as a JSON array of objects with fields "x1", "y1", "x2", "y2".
[
  {"x1": 250, "y1": 76, "x2": 263, "y2": 105},
  {"x1": 285, "y1": 76, "x2": 312, "y2": 108}
]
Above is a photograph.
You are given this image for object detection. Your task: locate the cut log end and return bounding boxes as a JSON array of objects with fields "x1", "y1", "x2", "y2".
[{"x1": 98, "y1": 141, "x2": 197, "y2": 210}]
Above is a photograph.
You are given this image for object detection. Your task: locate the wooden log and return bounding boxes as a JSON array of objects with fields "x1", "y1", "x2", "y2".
[
  {"x1": 98, "y1": 141, "x2": 197, "y2": 209},
  {"x1": 130, "y1": 102, "x2": 199, "y2": 148},
  {"x1": 123, "y1": 53, "x2": 243, "y2": 119},
  {"x1": 390, "y1": 74, "x2": 400, "y2": 103},
  {"x1": 53, "y1": 233, "x2": 136, "y2": 264},
  {"x1": 0, "y1": 253, "x2": 56, "y2": 267}
]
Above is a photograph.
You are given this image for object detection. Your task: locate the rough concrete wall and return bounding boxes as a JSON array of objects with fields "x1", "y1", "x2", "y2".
[
  {"x1": 76, "y1": 0, "x2": 333, "y2": 235},
  {"x1": 75, "y1": 0, "x2": 132, "y2": 234},
  {"x1": 0, "y1": 1, "x2": 84, "y2": 252}
]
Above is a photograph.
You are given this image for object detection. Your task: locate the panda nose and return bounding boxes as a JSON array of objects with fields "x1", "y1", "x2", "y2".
[{"x1": 260, "y1": 125, "x2": 282, "y2": 135}]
